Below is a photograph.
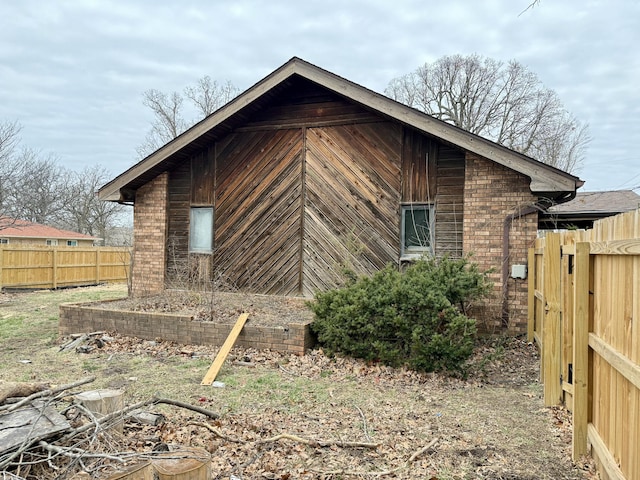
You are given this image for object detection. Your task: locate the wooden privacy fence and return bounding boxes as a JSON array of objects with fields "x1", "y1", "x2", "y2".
[
  {"x1": 0, "y1": 245, "x2": 131, "y2": 290},
  {"x1": 529, "y1": 209, "x2": 640, "y2": 480}
]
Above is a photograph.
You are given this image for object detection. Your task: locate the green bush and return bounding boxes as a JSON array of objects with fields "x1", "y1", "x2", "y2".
[{"x1": 309, "y1": 256, "x2": 491, "y2": 373}]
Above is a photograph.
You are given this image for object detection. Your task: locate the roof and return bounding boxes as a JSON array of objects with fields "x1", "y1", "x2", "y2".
[
  {"x1": 99, "y1": 57, "x2": 583, "y2": 202},
  {"x1": 0, "y1": 217, "x2": 99, "y2": 240},
  {"x1": 539, "y1": 190, "x2": 640, "y2": 229},
  {"x1": 548, "y1": 190, "x2": 640, "y2": 214}
]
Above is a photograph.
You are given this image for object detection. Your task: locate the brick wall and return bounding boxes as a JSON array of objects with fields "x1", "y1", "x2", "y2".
[
  {"x1": 463, "y1": 154, "x2": 538, "y2": 333},
  {"x1": 59, "y1": 302, "x2": 314, "y2": 355},
  {"x1": 132, "y1": 173, "x2": 168, "y2": 296}
]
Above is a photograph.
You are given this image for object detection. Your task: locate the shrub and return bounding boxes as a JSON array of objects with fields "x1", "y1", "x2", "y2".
[{"x1": 309, "y1": 256, "x2": 491, "y2": 373}]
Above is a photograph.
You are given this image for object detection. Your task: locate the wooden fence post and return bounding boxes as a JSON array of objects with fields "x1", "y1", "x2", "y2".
[
  {"x1": 96, "y1": 248, "x2": 101, "y2": 284},
  {"x1": 572, "y1": 242, "x2": 590, "y2": 460},
  {"x1": 527, "y1": 247, "x2": 535, "y2": 343},
  {"x1": 0, "y1": 246, "x2": 3, "y2": 290},
  {"x1": 543, "y1": 232, "x2": 562, "y2": 406},
  {"x1": 52, "y1": 247, "x2": 58, "y2": 289}
]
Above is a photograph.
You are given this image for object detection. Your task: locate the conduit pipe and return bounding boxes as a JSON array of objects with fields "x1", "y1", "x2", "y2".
[{"x1": 500, "y1": 192, "x2": 575, "y2": 329}]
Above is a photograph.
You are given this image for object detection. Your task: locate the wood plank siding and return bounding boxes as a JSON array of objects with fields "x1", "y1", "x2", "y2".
[
  {"x1": 164, "y1": 77, "x2": 466, "y2": 295},
  {"x1": 215, "y1": 129, "x2": 303, "y2": 294},
  {"x1": 303, "y1": 123, "x2": 402, "y2": 295},
  {"x1": 435, "y1": 146, "x2": 464, "y2": 257}
]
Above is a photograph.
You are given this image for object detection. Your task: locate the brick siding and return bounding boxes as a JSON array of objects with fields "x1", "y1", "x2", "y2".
[
  {"x1": 59, "y1": 302, "x2": 314, "y2": 355},
  {"x1": 131, "y1": 173, "x2": 168, "y2": 296},
  {"x1": 463, "y1": 154, "x2": 538, "y2": 333}
]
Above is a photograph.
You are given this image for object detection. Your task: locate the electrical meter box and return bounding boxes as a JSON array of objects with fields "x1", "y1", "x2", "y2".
[{"x1": 511, "y1": 264, "x2": 527, "y2": 279}]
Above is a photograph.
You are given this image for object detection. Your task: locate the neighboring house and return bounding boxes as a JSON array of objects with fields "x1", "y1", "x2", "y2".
[
  {"x1": 0, "y1": 217, "x2": 99, "y2": 247},
  {"x1": 99, "y1": 57, "x2": 583, "y2": 332},
  {"x1": 539, "y1": 190, "x2": 640, "y2": 230}
]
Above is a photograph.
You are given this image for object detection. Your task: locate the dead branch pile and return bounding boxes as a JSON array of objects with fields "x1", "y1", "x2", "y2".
[
  {"x1": 0, "y1": 377, "x2": 438, "y2": 479},
  {"x1": 0, "y1": 377, "x2": 221, "y2": 479}
]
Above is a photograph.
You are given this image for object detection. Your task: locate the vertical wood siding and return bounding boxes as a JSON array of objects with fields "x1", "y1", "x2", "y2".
[
  {"x1": 302, "y1": 123, "x2": 402, "y2": 295},
  {"x1": 167, "y1": 162, "x2": 190, "y2": 276},
  {"x1": 435, "y1": 145, "x2": 465, "y2": 257},
  {"x1": 400, "y1": 129, "x2": 465, "y2": 258},
  {"x1": 401, "y1": 130, "x2": 437, "y2": 202}
]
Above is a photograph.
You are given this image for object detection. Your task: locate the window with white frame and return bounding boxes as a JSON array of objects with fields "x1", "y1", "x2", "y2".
[
  {"x1": 46, "y1": 239, "x2": 58, "y2": 246},
  {"x1": 401, "y1": 204, "x2": 434, "y2": 258},
  {"x1": 189, "y1": 207, "x2": 214, "y2": 253},
  {"x1": 0, "y1": 238, "x2": 8, "y2": 244},
  {"x1": 67, "y1": 240, "x2": 78, "y2": 246}
]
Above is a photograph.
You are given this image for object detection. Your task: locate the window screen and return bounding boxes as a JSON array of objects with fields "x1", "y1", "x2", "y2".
[
  {"x1": 190, "y1": 207, "x2": 214, "y2": 253},
  {"x1": 402, "y1": 204, "x2": 434, "y2": 256}
]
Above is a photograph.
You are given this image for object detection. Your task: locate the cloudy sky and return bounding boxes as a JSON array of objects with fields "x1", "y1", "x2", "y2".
[{"x1": 1, "y1": 0, "x2": 638, "y2": 192}]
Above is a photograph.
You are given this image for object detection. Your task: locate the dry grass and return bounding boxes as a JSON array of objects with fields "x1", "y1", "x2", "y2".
[{"x1": 0, "y1": 285, "x2": 597, "y2": 479}]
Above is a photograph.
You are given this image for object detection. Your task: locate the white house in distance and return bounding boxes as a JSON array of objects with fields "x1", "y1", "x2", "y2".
[{"x1": 0, "y1": 217, "x2": 99, "y2": 247}]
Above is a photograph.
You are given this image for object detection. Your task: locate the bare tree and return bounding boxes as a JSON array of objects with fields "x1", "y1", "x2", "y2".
[
  {"x1": 137, "y1": 90, "x2": 188, "y2": 158},
  {"x1": 185, "y1": 76, "x2": 240, "y2": 117},
  {"x1": 138, "y1": 76, "x2": 239, "y2": 158},
  {"x1": 8, "y1": 151, "x2": 69, "y2": 225},
  {"x1": 0, "y1": 121, "x2": 24, "y2": 226},
  {"x1": 60, "y1": 165, "x2": 128, "y2": 244},
  {"x1": 385, "y1": 54, "x2": 589, "y2": 173},
  {"x1": 0, "y1": 120, "x2": 129, "y2": 242}
]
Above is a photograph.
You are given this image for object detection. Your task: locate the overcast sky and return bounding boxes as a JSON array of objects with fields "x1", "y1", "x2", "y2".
[{"x1": 1, "y1": 0, "x2": 638, "y2": 192}]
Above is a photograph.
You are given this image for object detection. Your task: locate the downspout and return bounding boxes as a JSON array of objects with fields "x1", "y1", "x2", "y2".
[
  {"x1": 501, "y1": 205, "x2": 538, "y2": 328},
  {"x1": 500, "y1": 190, "x2": 575, "y2": 329}
]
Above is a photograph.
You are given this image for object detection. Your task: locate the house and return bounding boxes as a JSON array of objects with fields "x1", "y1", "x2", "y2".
[
  {"x1": 99, "y1": 57, "x2": 583, "y2": 332},
  {"x1": 0, "y1": 217, "x2": 99, "y2": 247},
  {"x1": 539, "y1": 189, "x2": 640, "y2": 230}
]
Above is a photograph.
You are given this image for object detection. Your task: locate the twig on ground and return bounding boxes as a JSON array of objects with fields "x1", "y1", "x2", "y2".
[
  {"x1": 257, "y1": 433, "x2": 378, "y2": 449},
  {"x1": 355, "y1": 405, "x2": 372, "y2": 442},
  {"x1": 153, "y1": 397, "x2": 219, "y2": 419},
  {"x1": 38, "y1": 441, "x2": 126, "y2": 464},
  {"x1": 309, "y1": 438, "x2": 438, "y2": 477},
  {"x1": 189, "y1": 423, "x2": 379, "y2": 448},
  {"x1": 60, "y1": 399, "x2": 154, "y2": 443},
  {"x1": 188, "y1": 422, "x2": 245, "y2": 443},
  {"x1": 278, "y1": 364, "x2": 296, "y2": 376}
]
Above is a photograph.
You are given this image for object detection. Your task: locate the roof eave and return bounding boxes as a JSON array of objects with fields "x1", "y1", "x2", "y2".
[{"x1": 99, "y1": 57, "x2": 582, "y2": 201}]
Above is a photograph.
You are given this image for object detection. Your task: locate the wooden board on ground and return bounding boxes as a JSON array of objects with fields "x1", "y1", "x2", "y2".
[
  {"x1": 0, "y1": 402, "x2": 70, "y2": 452},
  {"x1": 201, "y1": 313, "x2": 249, "y2": 385}
]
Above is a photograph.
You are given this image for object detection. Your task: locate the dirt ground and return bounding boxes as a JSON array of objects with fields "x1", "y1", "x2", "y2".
[
  {"x1": 0, "y1": 285, "x2": 599, "y2": 479},
  {"x1": 98, "y1": 289, "x2": 315, "y2": 325},
  {"x1": 87, "y1": 334, "x2": 597, "y2": 480}
]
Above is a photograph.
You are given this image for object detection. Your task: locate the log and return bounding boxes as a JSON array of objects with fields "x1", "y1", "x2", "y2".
[
  {"x1": 152, "y1": 447, "x2": 211, "y2": 480},
  {"x1": 75, "y1": 389, "x2": 125, "y2": 433},
  {"x1": 0, "y1": 381, "x2": 49, "y2": 404},
  {"x1": 105, "y1": 461, "x2": 154, "y2": 480}
]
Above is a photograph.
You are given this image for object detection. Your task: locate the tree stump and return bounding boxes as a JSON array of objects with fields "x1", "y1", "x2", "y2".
[
  {"x1": 152, "y1": 447, "x2": 211, "y2": 480},
  {"x1": 75, "y1": 389, "x2": 125, "y2": 434},
  {"x1": 104, "y1": 461, "x2": 153, "y2": 479}
]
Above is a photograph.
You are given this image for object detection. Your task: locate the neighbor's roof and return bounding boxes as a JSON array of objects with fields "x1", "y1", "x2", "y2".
[
  {"x1": 0, "y1": 217, "x2": 98, "y2": 240},
  {"x1": 548, "y1": 190, "x2": 640, "y2": 214},
  {"x1": 99, "y1": 57, "x2": 583, "y2": 202}
]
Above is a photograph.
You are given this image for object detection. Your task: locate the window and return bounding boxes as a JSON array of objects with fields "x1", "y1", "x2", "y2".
[
  {"x1": 190, "y1": 207, "x2": 214, "y2": 253},
  {"x1": 401, "y1": 204, "x2": 434, "y2": 258},
  {"x1": 46, "y1": 239, "x2": 58, "y2": 246},
  {"x1": 0, "y1": 238, "x2": 8, "y2": 244},
  {"x1": 67, "y1": 240, "x2": 78, "y2": 246}
]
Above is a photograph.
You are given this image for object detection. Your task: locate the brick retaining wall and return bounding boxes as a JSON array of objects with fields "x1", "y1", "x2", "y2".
[{"x1": 59, "y1": 302, "x2": 315, "y2": 355}]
